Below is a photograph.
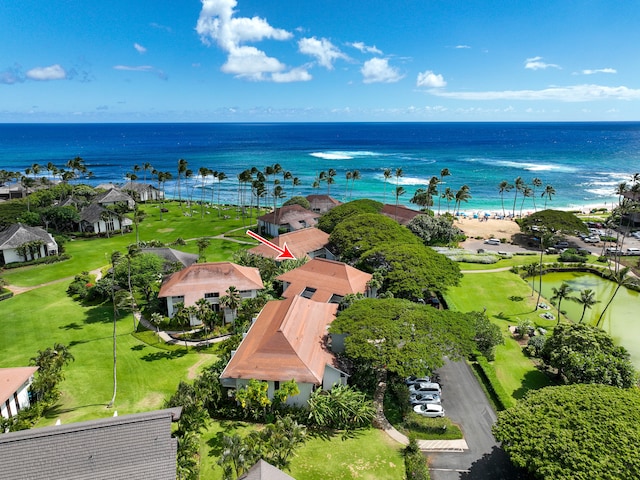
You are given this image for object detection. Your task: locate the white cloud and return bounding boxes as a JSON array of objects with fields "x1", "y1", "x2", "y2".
[
  {"x1": 196, "y1": 0, "x2": 296, "y2": 81},
  {"x1": 113, "y1": 65, "x2": 167, "y2": 80},
  {"x1": 134, "y1": 43, "x2": 147, "y2": 54},
  {"x1": 221, "y1": 46, "x2": 285, "y2": 80},
  {"x1": 361, "y1": 58, "x2": 403, "y2": 84},
  {"x1": 349, "y1": 41, "x2": 383, "y2": 55},
  {"x1": 580, "y1": 68, "x2": 617, "y2": 75},
  {"x1": 298, "y1": 37, "x2": 348, "y2": 70},
  {"x1": 524, "y1": 56, "x2": 560, "y2": 70},
  {"x1": 272, "y1": 67, "x2": 312, "y2": 83},
  {"x1": 455, "y1": 45, "x2": 471, "y2": 49},
  {"x1": 26, "y1": 64, "x2": 66, "y2": 81},
  {"x1": 416, "y1": 70, "x2": 446, "y2": 88},
  {"x1": 428, "y1": 84, "x2": 640, "y2": 101}
]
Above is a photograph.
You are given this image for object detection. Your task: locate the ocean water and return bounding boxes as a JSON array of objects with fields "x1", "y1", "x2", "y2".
[{"x1": 1, "y1": 122, "x2": 639, "y2": 213}]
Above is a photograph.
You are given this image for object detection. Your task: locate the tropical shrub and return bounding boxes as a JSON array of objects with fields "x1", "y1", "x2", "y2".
[{"x1": 307, "y1": 384, "x2": 375, "y2": 430}]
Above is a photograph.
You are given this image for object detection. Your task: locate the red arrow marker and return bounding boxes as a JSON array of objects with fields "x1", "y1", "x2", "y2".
[{"x1": 246, "y1": 230, "x2": 296, "y2": 260}]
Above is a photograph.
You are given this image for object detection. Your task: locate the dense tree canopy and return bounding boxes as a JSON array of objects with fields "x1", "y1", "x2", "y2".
[
  {"x1": 282, "y1": 196, "x2": 311, "y2": 209},
  {"x1": 407, "y1": 214, "x2": 464, "y2": 245},
  {"x1": 317, "y1": 199, "x2": 383, "y2": 233},
  {"x1": 518, "y1": 209, "x2": 589, "y2": 235},
  {"x1": 540, "y1": 323, "x2": 636, "y2": 387},
  {"x1": 329, "y1": 213, "x2": 419, "y2": 264},
  {"x1": 113, "y1": 252, "x2": 164, "y2": 301},
  {"x1": 330, "y1": 298, "x2": 477, "y2": 378},
  {"x1": 358, "y1": 242, "x2": 461, "y2": 300},
  {"x1": 494, "y1": 384, "x2": 640, "y2": 480}
]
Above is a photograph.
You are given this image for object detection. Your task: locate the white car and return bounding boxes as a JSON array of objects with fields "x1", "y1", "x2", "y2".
[
  {"x1": 408, "y1": 382, "x2": 442, "y2": 394},
  {"x1": 405, "y1": 376, "x2": 431, "y2": 386},
  {"x1": 413, "y1": 403, "x2": 445, "y2": 417},
  {"x1": 409, "y1": 392, "x2": 441, "y2": 405},
  {"x1": 584, "y1": 236, "x2": 600, "y2": 243},
  {"x1": 484, "y1": 238, "x2": 500, "y2": 245}
]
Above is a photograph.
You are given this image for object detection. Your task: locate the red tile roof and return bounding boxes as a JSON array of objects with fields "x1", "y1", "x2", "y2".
[
  {"x1": 220, "y1": 296, "x2": 338, "y2": 384},
  {"x1": 0, "y1": 367, "x2": 38, "y2": 404},
  {"x1": 276, "y1": 258, "x2": 372, "y2": 302},
  {"x1": 247, "y1": 228, "x2": 330, "y2": 260},
  {"x1": 380, "y1": 204, "x2": 421, "y2": 225},
  {"x1": 158, "y1": 262, "x2": 263, "y2": 306},
  {"x1": 258, "y1": 204, "x2": 319, "y2": 227}
]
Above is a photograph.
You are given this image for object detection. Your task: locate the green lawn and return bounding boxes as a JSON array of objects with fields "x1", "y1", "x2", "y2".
[
  {"x1": 199, "y1": 422, "x2": 404, "y2": 480},
  {"x1": 0, "y1": 282, "x2": 216, "y2": 425},
  {"x1": 445, "y1": 271, "x2": 553, "y2": 399},
  {"x1": 2, "y1": 201, "x2": 258, "y2": 287}
]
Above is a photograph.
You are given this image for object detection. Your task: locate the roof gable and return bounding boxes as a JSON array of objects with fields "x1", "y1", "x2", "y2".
[
  {"x1": 0, "y1": 223, "x2": 56, "y2": 249},
  {"x1": 0, "y1": 367, "x2": 38, "y2": 404},
  {"x1": 276, "y1": 258, "x2": 371, "y2": 303},
  {"x1": 247, "y1": 227, "x2": 329, "y2": 260},
  {"x1": 380, "y1": 204, "x2": 421, "y2": 225},
  {"x1": 221, "y1": 296, "x2": 338, "y2": 384},
  {"x1": 258, "y1": 204, "x2": 319, "y2": 225}
]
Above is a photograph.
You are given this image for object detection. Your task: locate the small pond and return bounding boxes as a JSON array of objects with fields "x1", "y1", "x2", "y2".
[{"x1": 533, "y1": 271, "x2": 640, "y2": 368}]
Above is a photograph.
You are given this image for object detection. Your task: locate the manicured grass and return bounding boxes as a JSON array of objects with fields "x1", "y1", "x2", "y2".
[
  {"x1": 445, "y1": 271, "x2": 553, "y2": 400},
  {"x1": 2, "y1": 201, "x2": 258, "y2": 287},
  {"x1": 0, "y1": 282, "x2": 216, "y2": 425}
]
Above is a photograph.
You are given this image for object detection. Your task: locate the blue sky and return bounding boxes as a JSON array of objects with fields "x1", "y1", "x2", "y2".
[{"x1": 1, "y1": 0, "x2": 639, "y2": 122}]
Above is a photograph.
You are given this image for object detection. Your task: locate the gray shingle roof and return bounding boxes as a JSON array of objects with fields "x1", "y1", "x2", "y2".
[
  {"x1": 140, "y1": 247, "x2": 199, "y2": 269},
  {"x1": 79, "y1": 203, "x2": 110, "y2": 223},
  {"x1": 240, "y1": 460, "x2": 296, "y2": 480},
  {"x1": 0, "y1": 408, "x2": 181, "y2": 480},
  {"x1": 95, "y1": 188, "x2": 134, "y2": 205},
  {"x1": 0, "y1": 223, "x2": 56, "y2": 249}
]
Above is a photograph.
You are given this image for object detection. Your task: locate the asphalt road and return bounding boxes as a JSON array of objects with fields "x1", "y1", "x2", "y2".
[{"x1": 428, "y1": 360, "x2": 528, "y2": 480}]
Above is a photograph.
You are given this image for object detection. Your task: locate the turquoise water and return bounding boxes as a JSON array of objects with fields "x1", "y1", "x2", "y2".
[
  {"x1": 1, "y1": 122, "x2": 640, "y2": 211},
  {"x1": 536, "y1": 271, "x2": 640, "y2": 367}
]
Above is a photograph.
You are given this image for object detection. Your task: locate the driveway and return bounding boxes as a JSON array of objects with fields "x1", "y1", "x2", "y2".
[{"x1": 428, "y1": 360, "x2": 527, "y2": 480}]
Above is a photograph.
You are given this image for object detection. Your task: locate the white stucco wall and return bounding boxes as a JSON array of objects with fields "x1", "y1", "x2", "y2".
[{"x1": 1, "y1": 382, "x2": 33, "y2": 419}]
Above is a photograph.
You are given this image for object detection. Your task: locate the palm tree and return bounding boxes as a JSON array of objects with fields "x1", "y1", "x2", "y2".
[
  {"x1": 195, "y1": 298, "x2": 214, "y2": 334},
  {"x1": 220, "y1": 286, "x2": 242, "y2": 323},
  {"x1": 394, "y1": 168, "x2": 403, "y2": 189},
  {"x1": 531, "y1": 177, "x2": 542, "y2": 211},
  {"x1": 173, "y1": 302, "x2": 192, "y2": 350},
  {"x1": 551, "y1": 282, "x2": 574, "y2": 325},
  {"x1": 216, "y1": 171, "x2": 227, "y2": 217},
  {"x1": 570, "y1": 289, "x2": 599, "y2": 323},
  {"x1": 410, "y1": 188, "x2": 430, "y2": 211},
  {"x1": 498, "y1": 180, "x2": 513, "y2": 217},
  {"x1": 326, "y1": 168, "x2": 336, "y2": 194},
  {"x1": 442, "y1": 187, "x2": 454, "y2": 214},
  {"x1": 524, "y1": 262, "x2": 539, "y2": 296},
  {"x1": 196, "y1": 237, "x2": 210, "y2": 263},
  {"x1": 542, "y1": 184, "x2": 556, "y2": 209},
  {"x1": 20, "y1": 175, "x2": 36, "y2": 211},
  {"x1": 597, "y1": 267, "x2": 632, "y2": 328},
  {"x1": 394, "y1": 185, "x2": 406, "y2": 218},
  {"x1": 344, "y1": 171, "x2": 352, "y2": 200},
  {"x1": 520, "y1": 185, "x2": 533, "y2": 217},
  {"x1": 150, "y1": 312, "x2": 163, "y2": 337},
  {"x1": 512, "y1": 176, "x2": 524, "y2": 217},
  {"x1": 198, "y1": 167, "x2": 210, "y2": 218},
  {"x1": 107, "y1": 251, "x2": 122, "y2": 408},
  {"x1": 437, "y1": 168, "x2": 450, "y2": 214},
  {"x1": 535, "y1": 230, "x2": 554, "y2": 310},
  {"x1": 382, "y1": 168, "x2": 392, "y2": 202},
  {"x1": 350, "y1": 170, "x2": 360, "y2": 200},
  {"x1": 176, "y1": 158, "x2": 188, "y2": 212},
  {"x1": 142, "y1": 162, "x2": 152, "y2": 185},
  {"x1": 454, "y1": 185, "x2": 472, "y2": 215}
]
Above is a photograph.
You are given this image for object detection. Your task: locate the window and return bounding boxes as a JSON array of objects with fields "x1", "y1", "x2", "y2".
[
  {"x1": 301, "y1": 287, "x2": 316, "y2": 299},
  {"x1": 329, "y1": 294, "x2": 344, "y2": 304},
  {"x1": 239, "y1": 290, "x2": 252, "y2": 298},
  {"x1": 204, "y1": 292, "x2": 219, "y2": 299}
]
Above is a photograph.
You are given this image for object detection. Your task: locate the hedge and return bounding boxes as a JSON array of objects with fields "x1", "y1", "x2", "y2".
[
  {"x1": 473, "y1": 355, "x2": 515, "y2": 410},
  {"x1": 3, "y1": 253, "x2": 71, "y2": 269}
]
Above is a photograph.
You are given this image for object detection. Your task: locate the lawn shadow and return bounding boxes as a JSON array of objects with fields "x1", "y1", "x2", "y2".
[
  {"x1": 59, "y1": 322, "x2": 83, "y2": 331},
  {"x1": 458, "y1": 445, "x2": 533, "y2": 480},
  {"x1": 511, "y1": 368, "x2": 554, "y2": 400},
  {"x1": 131, "y1": 344, "x2": 146, "y2": 351},
  {"x1": 43, "y1": 402, "x2": 109, "y2": 419},
  {"x1": 83, "y1": 305, "x2": 114, "y2": 324},
  {"x1": 140, "y1": 349, "x2": 187, "y2": 361}
]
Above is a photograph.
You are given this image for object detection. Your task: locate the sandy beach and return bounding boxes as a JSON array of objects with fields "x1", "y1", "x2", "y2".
[{"x1": 454, "y1": 217, "x2": 522, "y2": 239}]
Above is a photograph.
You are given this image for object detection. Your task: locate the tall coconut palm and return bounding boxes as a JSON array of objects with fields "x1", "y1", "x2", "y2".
[
  {"x1": 551, "y1": 282, "x2": 574, "y2": 325},
  {"x1": 570, "y1": 289, "x2": 599, "y2": 323},
  {"x1": 410, "y1": 188, "x2": 430, "y2": 211},
  {"x1": 142, "y1": 162, "x2": 152, "y2": 184},
  {"x1": 326, "y1": 168, "x2": 336, "y2": 194},
  {"x1": 198, "y1": 167, "x2": 210, "y2": 218},
  {"x1": 442, "y1": 187, "x2": 454, "y2": 213},
  {"x1": 542, "y1": 184, "x2": 556, "y2": 209},
  {"x1": 395, "y1": 168, "x2": 403, "y2": 188},
  {"x1": 220, "y1": 286, "x2": 242, "y2": 323},
  {"x1": 427, "y1": 176, "x2": 439, "y2": 215},
  {"x1": 382, "y1": 168, "x2": 392, "y2": 202},
  {"x1": 520, "y1": 185, "x2": 533, "y2": 217},
  {"x1": 454, "y1": 185, "x2": 472, "y2": 215},
  {"x1": 499, "y1": 180, "x2": 513, "y2": 217},
  {"x1": 535, "y1": 230, "x2": 554, "y2": 310},
  {"x1": 524, "y1": 262, "x2": 539, "y2": 296},
  {"x1": 176, "y1": 158, "x2": 188, "y2": 212},
  {"x1": 216, "y1": 171, "x2": 227, "y2": 216},
  {"x1": 512, "y1": 176, "x2": 524, "y2": 217},
  {"x1": 349, "y1": 170, "x2": 360, "y2": 200},
  {"x1": 394, "y1": 185, "x2": 406, "y2": 219},
  {"x1": 597, "y1": 267, "x2": 632, "y2": 328},
  {"x1": 107, "y1": 251, "x2": 122, "y2": 408},
  {"x1": 344, "y1": 171, "x2": 352, "y2": 200},
  {"x1": 531, "y1": 177, "x2": 542, "y2": 211},
  {"x1": 437, "y1": 168, "x2": 450, "y2": 214}
]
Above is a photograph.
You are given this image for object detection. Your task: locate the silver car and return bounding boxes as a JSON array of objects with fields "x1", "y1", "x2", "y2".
[{"x1": 413, "y1": 403, "x2": 445, "y2": 417}]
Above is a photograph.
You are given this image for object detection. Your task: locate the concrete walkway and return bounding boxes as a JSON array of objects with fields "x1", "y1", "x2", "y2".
[
  {"x1": 135, "y1": 311, "x2": 232, "y2": 347},
  {"x1": 373, "y1": 371, "x2": 469, "y2": 453}
]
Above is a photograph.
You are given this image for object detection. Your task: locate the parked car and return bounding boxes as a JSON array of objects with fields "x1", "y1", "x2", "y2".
[
  {"x1": 413, "y1": 403, "x2": 445, "y2": 417},
  {"x1": 554, "y1": 241, "x2": 569, "y2": 249},
  {"x1": 409, "y1": 392, "x2": 441, "y2": 405},
  {"x1": 405, "y1": 376, "x2": 431, "y2": 386},
  {"x1": 584, "y1": 236, "x2": 600, "y2": 243},
  {"x1": 626, "y1": 247, "x2": 640, "y2": 255},
  {"x1": 408, "y1": 382, "x2": 442, "y2": 396},
  {"x1": 606, "y1": 247, "x2": 623, "y2": 255},
  {"x1": 484, "y1": 238, "x2": 500, "y2": 245}
]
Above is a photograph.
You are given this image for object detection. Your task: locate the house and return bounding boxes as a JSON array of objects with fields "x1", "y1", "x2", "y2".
[
  {"x1": 140, "y1": 247, "x2": 199, "y2": 271},
  {"x1": 247, "y1": 227, "x2": 335, "y2": 261},
  {"x1": 158, "y1": 262, "x2": 263, "y2": 324},
  {"x1": 220, "y1": 295, "x2": 348, "y2": 405},
  {"x1": 380, "y1": 203, "x2": 421, "y2": 225},
  {"x1": 94, "y1": 187, "x2": 135, "y2": 209},
  {"x1": 306, "y1": 194, "x2": 341, "y2": 213},
  {"x1": 240, "y1": 460, "x2": 296, "y2": 480},
  {"x1": 257, "y1": 204, "x2": 320, "y2": 237},
  {"x1": 78, "y1": 203, "x2": 133, "y2": 234},
  {"x1": 0, "y1": 183, "x2": 26, "y2": 201},
  {"x1": 122, "y1": 182, "x2": 164, "y2": 202},
  {"x1": 0, "y1": 223, "x2": 59, "y2": 265},
  {"x1": 276, "y1": 258, "x2": 373, "y2": 304},
  {"x1": 0, "y1": 367, "x2": 38, "y2": 419},
  {"x1": 0, "y1": 408, "x2": 181, "y2": 480}
]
